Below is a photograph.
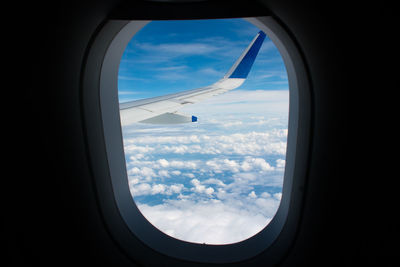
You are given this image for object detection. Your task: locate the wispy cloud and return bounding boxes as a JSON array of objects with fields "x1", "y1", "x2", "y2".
[
  {"x1": 196, "y1": 67, "x2": 223, "y2": 77},
  {"x1": 155, "y1": 72, "x2": 189, "y2": 81},
  {"x1": 137, "y1": 42, "x2": 220, "y2": 56},
  {"x1": 155, "y1": 65, "x2": 188, "y2": 71}
]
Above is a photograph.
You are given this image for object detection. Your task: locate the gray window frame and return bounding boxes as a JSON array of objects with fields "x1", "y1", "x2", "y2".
[{"x1": 81, "y1": 17, "x2": 311, "y2": 264}]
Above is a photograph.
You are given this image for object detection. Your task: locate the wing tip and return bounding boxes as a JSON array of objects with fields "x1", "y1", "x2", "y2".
[{"x1": 227, "y1": 31, "x2": 266, "y2": 79}]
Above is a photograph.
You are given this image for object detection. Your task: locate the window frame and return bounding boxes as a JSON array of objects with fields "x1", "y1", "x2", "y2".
[{"x1": 81, "y1": 16, "x2": 311, "y2": 264}]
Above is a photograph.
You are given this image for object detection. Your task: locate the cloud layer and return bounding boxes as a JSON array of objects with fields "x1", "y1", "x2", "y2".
[{"x1": 121, "y1": 90, "x2": 288, "y2": 244}]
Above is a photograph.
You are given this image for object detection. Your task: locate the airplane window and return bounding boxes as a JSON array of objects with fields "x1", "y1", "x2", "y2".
[{"x1": 118, "y1": 19, "x2": 289, "y2": 244}]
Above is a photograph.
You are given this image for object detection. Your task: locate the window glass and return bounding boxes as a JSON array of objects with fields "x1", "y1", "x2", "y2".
[{"x1": 118, "y1": 19, "x2": 288, "y2": 244}]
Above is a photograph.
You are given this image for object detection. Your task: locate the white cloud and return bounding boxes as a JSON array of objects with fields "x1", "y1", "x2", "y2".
[
  {"x1": 128, "y1": 167, "x2": 156, "y2": 180},
  {"x1": 156, "y1": 65, "x2": 188, "y2": 71},
  {"x1": 124, "y1": 144, "x2": 154, "y2": 154},
  {"x1": 221, "y1": 121, "x2": 243, "y2": 127},
  {"x1": 161, "y1": 145, "x2": 190, "y2": 154},
  {"x1": 244, "y1": 157, "x2": 274, "y2": 171},
  {"x1": 183, "y1": 173, "x2": 195, "y2": 178},
  {"x1": 169, "y1": 160, "x2": 197, "y2": 169},
  {"x1": 191, "y1": 179, "x2": 214, "y2": 196},
  {"x1": 157, "y1": 158, "x2": 169, "y2": 168},
  {"x1": 205, "y1": 158, "x2": 240, "y2": 173},
  {"x1": 124, "y1": 131, "x2": 287, "y2": 158},
  {"x1": 254, "y1": 197, "x2": 280, "y2": 215},
  {"x1": 171, "y1": 170, "x2": 181, "y2": 176},
  {"x1": 170, "y1": 184, "x2": 184, "y2": 194},
  {"x1": 131, "y1": 183, "x2": 151, "y2": 196},
  {"x1": 158, "y1": 170, "x2": 170, "y2": 178},
  {"x1": 200, "y1": 156, "x2": 274, "y2": 175},
  {"x1": 155, "y1": 72, "x2": 188, "y2": 81},
  {"x1": 273, "y1": 193, "x2": 282, "y2": 200},
  {"x1": 261, "y1": 192, "x2": 271, "y2": 198},
  {"x1": 181, "y1": 90, "x2": 289, "y2": 115},
  {"x1": 276, "y1": 159, "x2": 286, "y2": 168},
  {"x1": 138, "y1": 42, "x2": 220, "y2": 56},
  {"x1": 131, "y1": 183, "x2": 185, "y2": 196},
  {"x1": 202, "y1": 178, "x2": 226, "y2": 187},
  {"x1": 205, "y1": 187, "x2": 215, "y2": 195},
  {"x1": 121, "y1": 89, "x2": 288, "y2": 244},
  {"x1": 196, "y1": 67, "x2": 223, "y2": 77},
  {"x1": 151, "y1": 184, "x2": 166, "y2": 195},
  {"x1": 124, "y1": 134, "x2": 201, "y2": 145},
  {"x1": 137, "y1": 197, "x2": 279, "y2": 244},
  {"x1": 248, "y1": 191, "x2": 257, "y2": 198}
]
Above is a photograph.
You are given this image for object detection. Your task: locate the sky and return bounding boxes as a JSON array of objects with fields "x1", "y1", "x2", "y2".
[
  {"x1": 118, "y1": 19, "x2": 289, "y2": 245},
  {"x1": 118, "y1": 19, "x2": 288, "y2": 102}
]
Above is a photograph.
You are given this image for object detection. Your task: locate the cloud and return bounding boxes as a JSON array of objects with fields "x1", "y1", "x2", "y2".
[
  {"x1": 157, "y1": 158, "x2": 169, "y2": 168},
  {"x1": 170, "y1": 184, "x2": 184, "y2": 194},
  {"x1": 137, "y1": 192, "x2": 280, "y2": 244},
  {"x1": 181, "y1": 90, "x2": 289, "y2": 115},
  {"x1": 241, "y1": 157, "x2": 274, "y2": 171},
  {"x1": 255, "y1": 70, "x2": 288, "y2": 81},
  {"x1": 169, "y1": 160, "x2": 197, "y2": 169},
  {"x1": 128, "y1": 167, "x2": 156, "y2": 181},
  {"x1": 121, "y1": 89, "x2": 288, "y2": 244},
  {"x1": 196, "y1": 67, "x2": 223, "y2": 77},
  {"x1": 155, "y1": 72, "x2": 189, "y2": 81},
  {"x1": 123, "y1": 131, "x2": 287, "y2": 158},
  {"x1": 151, "y1": 184, "x2": 166, "y2": 194},
  {"x1": 130, "y1": 183, "x2": 151, "y2": 196},
  {"x1": 158, "y1": 170, "x2": 170, "y2": 178},
  {"x1": 190, "y1": 179, "x2": 215, "y2": 196},
  {"x1": 131, "y1": 183, "x2": 185, "y2": 196},
  {"x1": 276, "y1": 159, "x2": 286, "y2": 168},
  {"x1": 156, "y1": 65, "x2": 188, "y2": 71},
  {"x1": 124, "y1": 144, "x2": 154, "y2": 154},
  {"x1": 137, "y1": 42, "x2": 220, "y2": 56},
  {"x1": 184, "y1": 173, "x2": 195, "y2": 178},
  {"x1": 133, "y1": 36, "x2": 261, "y2": 63},
  {"x1": 248, "y1": 191, "x2": 257, "y2": 198},
  {"x1": 206, "y1": 158, "x2": 240, "y2": 173},
  {"x1": 202, "y1": 178, "x2": 226, "y2": 187}
]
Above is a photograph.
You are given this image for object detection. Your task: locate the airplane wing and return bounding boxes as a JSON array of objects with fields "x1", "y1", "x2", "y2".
[{"x1": 119, "y1": 31, "x2": 266, "y2": 126}]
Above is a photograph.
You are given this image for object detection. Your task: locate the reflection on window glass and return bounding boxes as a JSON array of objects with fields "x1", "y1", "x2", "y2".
[{"x1": 118, "y1": 19, "x2": 289, "y2": 245}]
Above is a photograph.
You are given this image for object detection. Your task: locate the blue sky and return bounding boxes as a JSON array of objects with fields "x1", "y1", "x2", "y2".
[
  {"x1": 118, "y1": 19, "x2": 289, "y2": 245},
  {"x1": 118, "y1": 19, "x2": 288, "y2": 103}
]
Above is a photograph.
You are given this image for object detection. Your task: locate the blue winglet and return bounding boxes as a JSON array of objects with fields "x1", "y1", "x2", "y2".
[
  {"x1": 229, "y1": 31, "x2": 266, "y2": 79},
  {"x1": 192, "y1": 116, "x2": 197, "y2": 122}
]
